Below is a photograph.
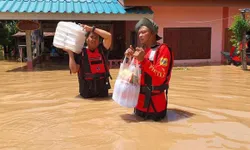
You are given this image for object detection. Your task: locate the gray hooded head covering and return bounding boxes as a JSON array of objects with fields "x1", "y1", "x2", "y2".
[{"x1": 135, "y1": 17, "x2": 162, "y2": 41}]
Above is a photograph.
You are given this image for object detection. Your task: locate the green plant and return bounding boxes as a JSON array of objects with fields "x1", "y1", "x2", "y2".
[
  {"x1": 0, "y1": 21, "x2": 18, "y2": 52},
  {"x1": 229, "y1": 15, "x2": 250, "y2": 47}
]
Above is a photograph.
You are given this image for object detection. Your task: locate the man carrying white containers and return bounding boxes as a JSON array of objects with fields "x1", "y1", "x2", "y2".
[{"x1": 53, "y1": 22, "x2": 112, "y2": 98}]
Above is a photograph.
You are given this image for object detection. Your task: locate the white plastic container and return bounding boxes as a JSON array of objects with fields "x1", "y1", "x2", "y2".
[{"x1": 53, "y1": 21, "x2": 86, "y2": 54}]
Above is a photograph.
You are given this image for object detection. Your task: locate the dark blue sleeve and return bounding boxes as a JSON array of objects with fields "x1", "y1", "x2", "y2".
[
  {"x1": 98, "y1": 43, "x2": 109, "y2": 61},
  {"x1": 74, "y1": 52, "x2": 82, "y2": 65}
]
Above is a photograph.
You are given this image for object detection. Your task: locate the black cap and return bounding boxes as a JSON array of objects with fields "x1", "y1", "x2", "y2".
[{"x1": 135, "y1": 17, "x2": 162, "y2": 41}]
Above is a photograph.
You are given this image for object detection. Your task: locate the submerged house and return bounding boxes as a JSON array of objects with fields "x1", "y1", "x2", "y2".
[{"x1": 0, "y1": 0, "x2": 250, "y2": 69}]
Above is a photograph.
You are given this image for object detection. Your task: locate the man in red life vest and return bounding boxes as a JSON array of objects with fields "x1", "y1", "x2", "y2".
[
  {"x1": 222, "y1": 33, "x2": 250, "y2": 66},
  {"x1": 125, "y1": 18, "x2": 174, "y2": 121},
  {"x1": 229, "y1": 40, "x2": 249, "y2": 66},
  {"x1": 64, "y1": 25, "x2": 112, "y2": 98}
]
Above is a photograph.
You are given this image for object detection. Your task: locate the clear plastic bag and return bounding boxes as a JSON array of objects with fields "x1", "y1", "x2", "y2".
[{"x1": 112, "y1": 57, "x2": 141, "y2": 108}]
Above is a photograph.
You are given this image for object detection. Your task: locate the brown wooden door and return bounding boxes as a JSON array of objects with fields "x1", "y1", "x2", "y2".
[
  {"x1": 164, "y1": 28, "x2": 211, "y2": 60},
  {"x1": 110, "y1": 21, "x2": 126, "y2": 59}
]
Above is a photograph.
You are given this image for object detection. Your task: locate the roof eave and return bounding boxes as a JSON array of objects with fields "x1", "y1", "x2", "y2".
[{"x1": 0, "y1": 12, "x2": 153, "y2": 21}]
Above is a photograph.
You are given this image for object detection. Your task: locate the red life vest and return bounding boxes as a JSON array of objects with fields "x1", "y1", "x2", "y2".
[
  {"x1": 138, "y1": 44, "x2": 173, "y2": 114},
  {"x1": 79, "y1": 47, "x2": 110, "y2": 80},
  {"x1": 230, "y1": 43, "x2": 249, "y2": 62}
]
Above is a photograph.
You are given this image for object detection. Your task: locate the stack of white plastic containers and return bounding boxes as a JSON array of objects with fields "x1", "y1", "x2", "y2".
[{"x1": 53, "y1": 21, "x2": 86, "y2": 54}]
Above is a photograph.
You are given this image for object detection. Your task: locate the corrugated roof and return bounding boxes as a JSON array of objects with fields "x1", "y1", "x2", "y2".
[
  {"x1": 12, "y1": 31, "x2": 54, "y2": 37},
  {"x1": 0, "y1": 0, "x2": 153, "y2": 14}
]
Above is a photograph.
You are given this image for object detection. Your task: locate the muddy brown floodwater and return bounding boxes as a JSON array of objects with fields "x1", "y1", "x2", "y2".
[{"x1": 0, "y1": 60, "x2": 250, "y2": 150}]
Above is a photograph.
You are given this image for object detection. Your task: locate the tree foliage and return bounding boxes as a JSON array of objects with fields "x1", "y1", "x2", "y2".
[
  {"x1": 229, "y1": 15, "x2": 250, "y2": 47},
  {"x1": 0, "y1": 21, "x2": 18, "y2": 49}
]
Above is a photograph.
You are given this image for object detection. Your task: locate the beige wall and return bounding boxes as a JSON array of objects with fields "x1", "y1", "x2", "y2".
[
  {"x1": 228, "y1": 7, "x2": 242, "y2": 27},
  {"x1": 123, "y1": 0, "x2": 250, "y2": 7},
  {"x1": 152, "y1": 6, "x2": 223, "y2": 64}
]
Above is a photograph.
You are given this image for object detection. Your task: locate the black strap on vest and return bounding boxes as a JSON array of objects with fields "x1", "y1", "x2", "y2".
[
  {"x1": 98, "y1": 46, "x2": 112, "y2": 80},
  {"x1": 81, "y1": 47, "x2": 90, "y2": 75},
  {"x1": 140, "y1": 44, "x2": 173, "y2": 115}
]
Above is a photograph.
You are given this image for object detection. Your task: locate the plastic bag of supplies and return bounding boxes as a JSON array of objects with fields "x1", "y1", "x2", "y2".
[{"x1": 112, "y1": 57, "x2": 141, "y2": 108}]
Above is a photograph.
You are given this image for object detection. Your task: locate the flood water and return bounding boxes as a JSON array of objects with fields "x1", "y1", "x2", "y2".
[{"x1": 0, "y1": 60, "x2": 250, "y2": 150}]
